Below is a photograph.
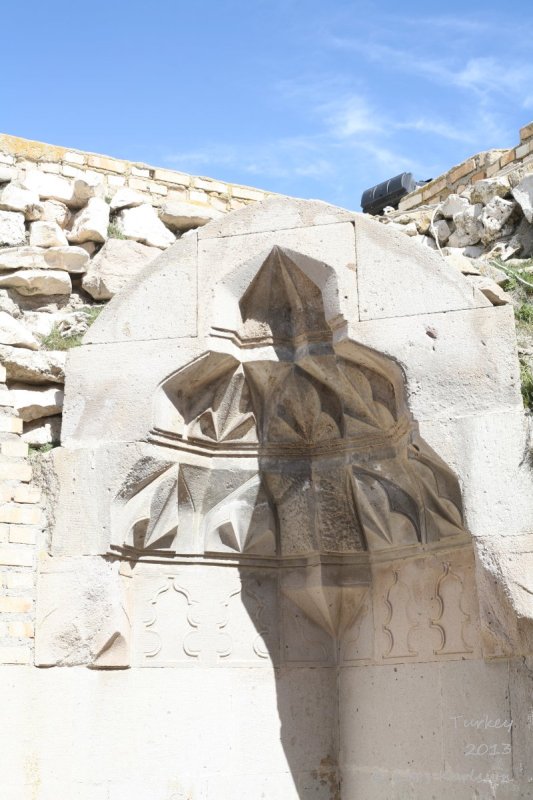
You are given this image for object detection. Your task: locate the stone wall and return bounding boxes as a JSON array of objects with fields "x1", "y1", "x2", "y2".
[
  {"x1": 399, "y1": 121, "x2": 533, "y2": 211},
  {"x1": 0, "y1": 134, "x2": 277, "y2": 666}
]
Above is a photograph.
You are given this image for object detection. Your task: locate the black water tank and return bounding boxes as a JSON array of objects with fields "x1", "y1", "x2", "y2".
[{"x1": 361, "y1": 172, "x2": 417, "y2": 215}]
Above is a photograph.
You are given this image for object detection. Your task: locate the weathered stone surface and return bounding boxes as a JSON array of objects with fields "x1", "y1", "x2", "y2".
[
  {"x1": 447, "y1": 203, "x2": 483, "y2": 247},
  {"x1": 479, "y1": 196, "x2": 517, "y2": 244},
  {"x1": 67, "y1": 197, "x2": 109, "y2": 244},
  {"x1": 443, "y1": 252, "x2": 481, "y2": 275},
  {"x1": 0, "y1": 312, "x2": 39, "y2": 349},
  {"x1": 21, "y1": 414, "x2": 61, "y2": 446},
  {"x1": 469, "y1": 176, "x2": 510, "y2": 204},
  {"x1": 0, "y1": 210, "x2": 25, "y2": 246},
  {"x1": 431, "y1": 218, "x2": 452, "y2": 244},
  {"x1": 29, "y1": 220, "x2": 68, "y2": 248},
  {"x1": 0, "y1": 182, "x2": 43, "y2": 220},
  {"x1": 0, "y1": 245, "x2": 88, "y2": 273},
  {"x1": 116, "y1": 204, "x2": 175, "y2": 248},
  {"x1": 70, "y1": 176, "x2": 103, "y2": 209},
  {"x1": 41, "y1": 199, "x2": 71, "y2": 228},
  {"x1": 82, "y1": 238, "x2": 160, "y2": 300},
  {"x1": 0, "y1": 345, "x2": 65, "y2": 383},
  {"x1": 109, "y1": 188, "x2": 144, "y2": 210},
  {"x1": 0, "y1": 269, "x2": 71, "y2": 296},
  {"x1": 0, "y1": 165, "x2": 16, "y2": 183},
  {"x1": 159, "y1": 200, "x2": 220, "y2": 231},
  {"x1": 9, "y1": 383, "x2": 64, "y2": 421},
  {"x1": 23, "y1": 170, "x2": 72, "y2": 203},
  {"x1": 35, "y1": 555, "x2": 130, "y2": 667},
  {"x1": 466, "y1": 275, "x2": 511, "y2": 305},
  {"x1": 440, "y1": 193, "x2": 469, "y2": 218},
  {"x1": 512, "y1": 174, "x2": 533, "y2": 223}
]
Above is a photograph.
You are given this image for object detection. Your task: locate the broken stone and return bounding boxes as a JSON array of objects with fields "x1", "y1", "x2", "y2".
[
  {"x1": 67, "y1": 197, "x2": 110, "y2": 244},
  {"x1": 21, "y1": 415, "x2": 62, "y2": 446},
  {"x1": 9, "y1": 383, "x2": 64, "y2": 421},
  {"x1": 23, "y1": 170, "x2": 73, "y2": 204},
  {"x1": 444, "y1": 253, "x2": 481, "y2": 275},
  {"x1": 0, "y1": 269, "x2": 72, "y2": 296},
  {"x1": 0, "y1": 312, "x2": 40, "y2": 349},
  {"x1": 82, "y1": 238, "x2": 160, "y2": 300},
  {"x1": 159, "y1": 201, "x2": 220, "y2": 232},
  {"x1": 480, "y1": 197, "x2": 517, "y2": 244},
  {"x1": 469, "y1": 177, "x2": 510, "y2": 205},
  {"x1": 44, "y1": 246, "x2": 89, "y2": 273},
  {"x1": 29, "y1": 220, "x2": 68, "y2": 248},
  {"x1": 440, "y1": 194, "x2": 469, "y2": 219},
  {"x1": 0, "y1": 245, "x2": 88, "y2": 273},
  {"x1": 117, "y1": 204, "x2": 175, "y2": 248},
  {"x1": 467, "y1": 276, "x2": 511, "y2": 306},
  {"x1": 42, "y1": 199, "x2": 71, "y2": 229},
  {"x1": 448, "y1": 204, "x2": 483, "y2": 248},
  {"x1": 0, "y1": 210, "x2": 26, "y2": 246},
  {"x1": 70, "y1": 176, "x2": 103, "y2": 209},
  {"x1": 0, "y1": 344, "x2": 65, "y2": 383},
  {"x1": 512, "y1": 175, "x2": 533, "y2": 223},
  {"x1": 109, "y1": 188, "x2": 144, "y2": 211},
  {"x1": 0, "y1": 166, "x2": 16, "y2": 183},
  {"x1": 0, "y1": 182, "x2": 43, "y2": 220},
  {"x1": 431, "y1": 219, "x2": 452, "y2": 245}
]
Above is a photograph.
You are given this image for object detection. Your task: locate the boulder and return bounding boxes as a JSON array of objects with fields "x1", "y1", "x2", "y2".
[
  {"x1": 0, "y1": 182, "x2": 43, "y2": 220},
  {"x1": 109, "y1": 188, "x2": 144, "y2": 211},
  {"x1": 70, "y1": 176, "x2": 103, "y2": 209},
  {"x1": 440, "y1": 194, "x2": 469, "y2": 219},
  {"x1": 67, "y1": 197, "x2": 109, "y2": 244},
  {"x1": 29, "y1": 220, "x2": 68, "y2": 248},
  {"x1": 159, "y1": 201, "x2": 220, "y2": 232},
  {"x1": 0, "y1": 345, "x2": 65, "y2": 383},
  {"x1": 0, "y1": 245, "x2": 88, "y2": 273},
  {"x1": 42, "y1": 200, "x2": 71, "y2": 229},
  {"x1": 117, "y1": 204, "x2": 175, "y2": 248},
  {"x1": 0, "y1": 312, "x2": 40, "y2": 349},
  {"x1": 512, "y1": 175, "x2": 533, "y2": 223},
  {"x1": 469, "y1": 177, "x2": 510, "y2": 205},
  {"x1": 21, "y1": 415, "x2": 62, "y2": 446},
  {"x1": 447, "y1": 204, "x2": 483, "y2": 248},
  {"x1": 9, "y1": 383, "x2": 64, "y2": 421},
  {"x1": 0, "y1": 210, "x2": 26, "y2": 246},
  {"x1": 82, "y1": 238, "x2": 160, "y2": 300},
  {"x1": 480, "y1": 197, "x2": 517, "y2": 244},
  {"x1": 23, "y1": 170, "x2": 73, "y2": 204},
  {"x1": 0, "y1": 269, "x2": 71, "y2": 296},
  {"x1": 431, "y1": 219, "x2": 452, "y2": 245}
]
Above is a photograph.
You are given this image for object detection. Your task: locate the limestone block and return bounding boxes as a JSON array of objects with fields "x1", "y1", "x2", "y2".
[
  {"x1": 479, "y1": 196, "x2": 517, "y2": 244},
  {"x1": 431, "y1": 218, "x2": 452, "y2": 244},
  {"x1": 116, "y1": 203, "x2": 176, "y2": 248},
  {"x1": 35, "y1": 555, "x2": 131, "y2": 667},
  {"x1": 41, "y1": 199, "x2": 71, "y2": 228},
  {"x1": 67, "y1": 196, "x2": 110, "y2": 244},
  {"x1": 21, "y1": 414, "x2": 61, "y2": 446},
  {"x1": 159, "y1": 200, "x2": 221, "y2": 231},
  {"x1": 512, "y1": 174, "x2": 533, "y2": 222},
  {"x1": 354, "y1": 214, "x2": 487, "y2": 321},
  {"x1": 42, "y1": 245, "x2": 89, "y2": 273},
  {"x1": 418, "y1": 409, "x2": 533, "y2": 538},
  {"x1": 345, "y1": 305, "x2": 522, "y2": 420},
  {"x1": 81, "y1": 238, "x2": 160, "y2": 300},
  {"x1": 0, "y1": 289, "x2": 19, "y2": 315},
  {"x1": 444, "y1": 252, "x2": 481, "y2": 275},
  {"x1": 447, "y1": 204, "x2": 484, "y2": 247},
  {"x1": 466, "y1": 275, "x2": 511, "y2": 306},
  {"x1": 0, "y1": 268, "x2": 71, "y2": 295},
  {"x1": 440, "y1": 193, "x2": 469, "y2": 218},
  {"x1": 23, "y1": 169, "x2": 72, "y2": 203},
  {"x1": 0, "y1": 312, "x2": 39, "y2": 349},
  {"x1": 469, "y1": 176, "x2": 510, "y2": 204},
  {"x1": 70, "y1": 175, "x2": 103, "y2": 208},
  {"x1": 9, "y1": 383, "x2": 64, "y2": 421},
  {"x1": 0, "y1": 345, "x2": 65, "y2": 383},
  {"x1": 198, "y1": 194, "x2": 356, "y2": 239},
  {"x1": 0, "y1": 182, "x2": 43, "y2": 220},
  {"x1": 29, "y1": 220, "x2": 68, "y2": 248},
  {"x1": 84, "y1": 234, "x2": 198, "y2": 344},
  {"x1": 0, "y1": 244, "x2": 88, "y2": 273},
  {"x1": 0, "y1": 210, "x2": 25, "y2": 246},
  {"x1": 0, "y1": 165, "x2": 16, "y2": 182},
  {"x1": 109, "y1": 188, "x2": 144, "y2": 210}
]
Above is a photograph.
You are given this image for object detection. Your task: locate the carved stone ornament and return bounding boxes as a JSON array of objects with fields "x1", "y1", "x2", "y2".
[{"x1": 111, "y1": 246, "x2": 468, "y2": 635}]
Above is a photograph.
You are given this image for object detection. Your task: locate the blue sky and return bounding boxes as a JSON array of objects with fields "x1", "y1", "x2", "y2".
[{"x1": 2, "y1": 1, "x2": 533, "y2": 209}]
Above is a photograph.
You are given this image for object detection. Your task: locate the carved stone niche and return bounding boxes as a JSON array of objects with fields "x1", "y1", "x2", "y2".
[{"x1": 111, "y1": 246, "x2": 469, "y2": 638}]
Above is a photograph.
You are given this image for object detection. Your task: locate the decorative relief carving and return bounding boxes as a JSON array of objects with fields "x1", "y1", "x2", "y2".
[
  {"x1": 430, "y1": 562, "x2": 474, "y2": 656},
  {"x1": 112, "y1": 245, "x2": 474, "y2": 666}
]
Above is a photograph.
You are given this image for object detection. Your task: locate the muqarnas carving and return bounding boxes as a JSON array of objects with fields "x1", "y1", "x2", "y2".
[{"x1": 113, "y1": 246, "x2": 466, "y2": 560}]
